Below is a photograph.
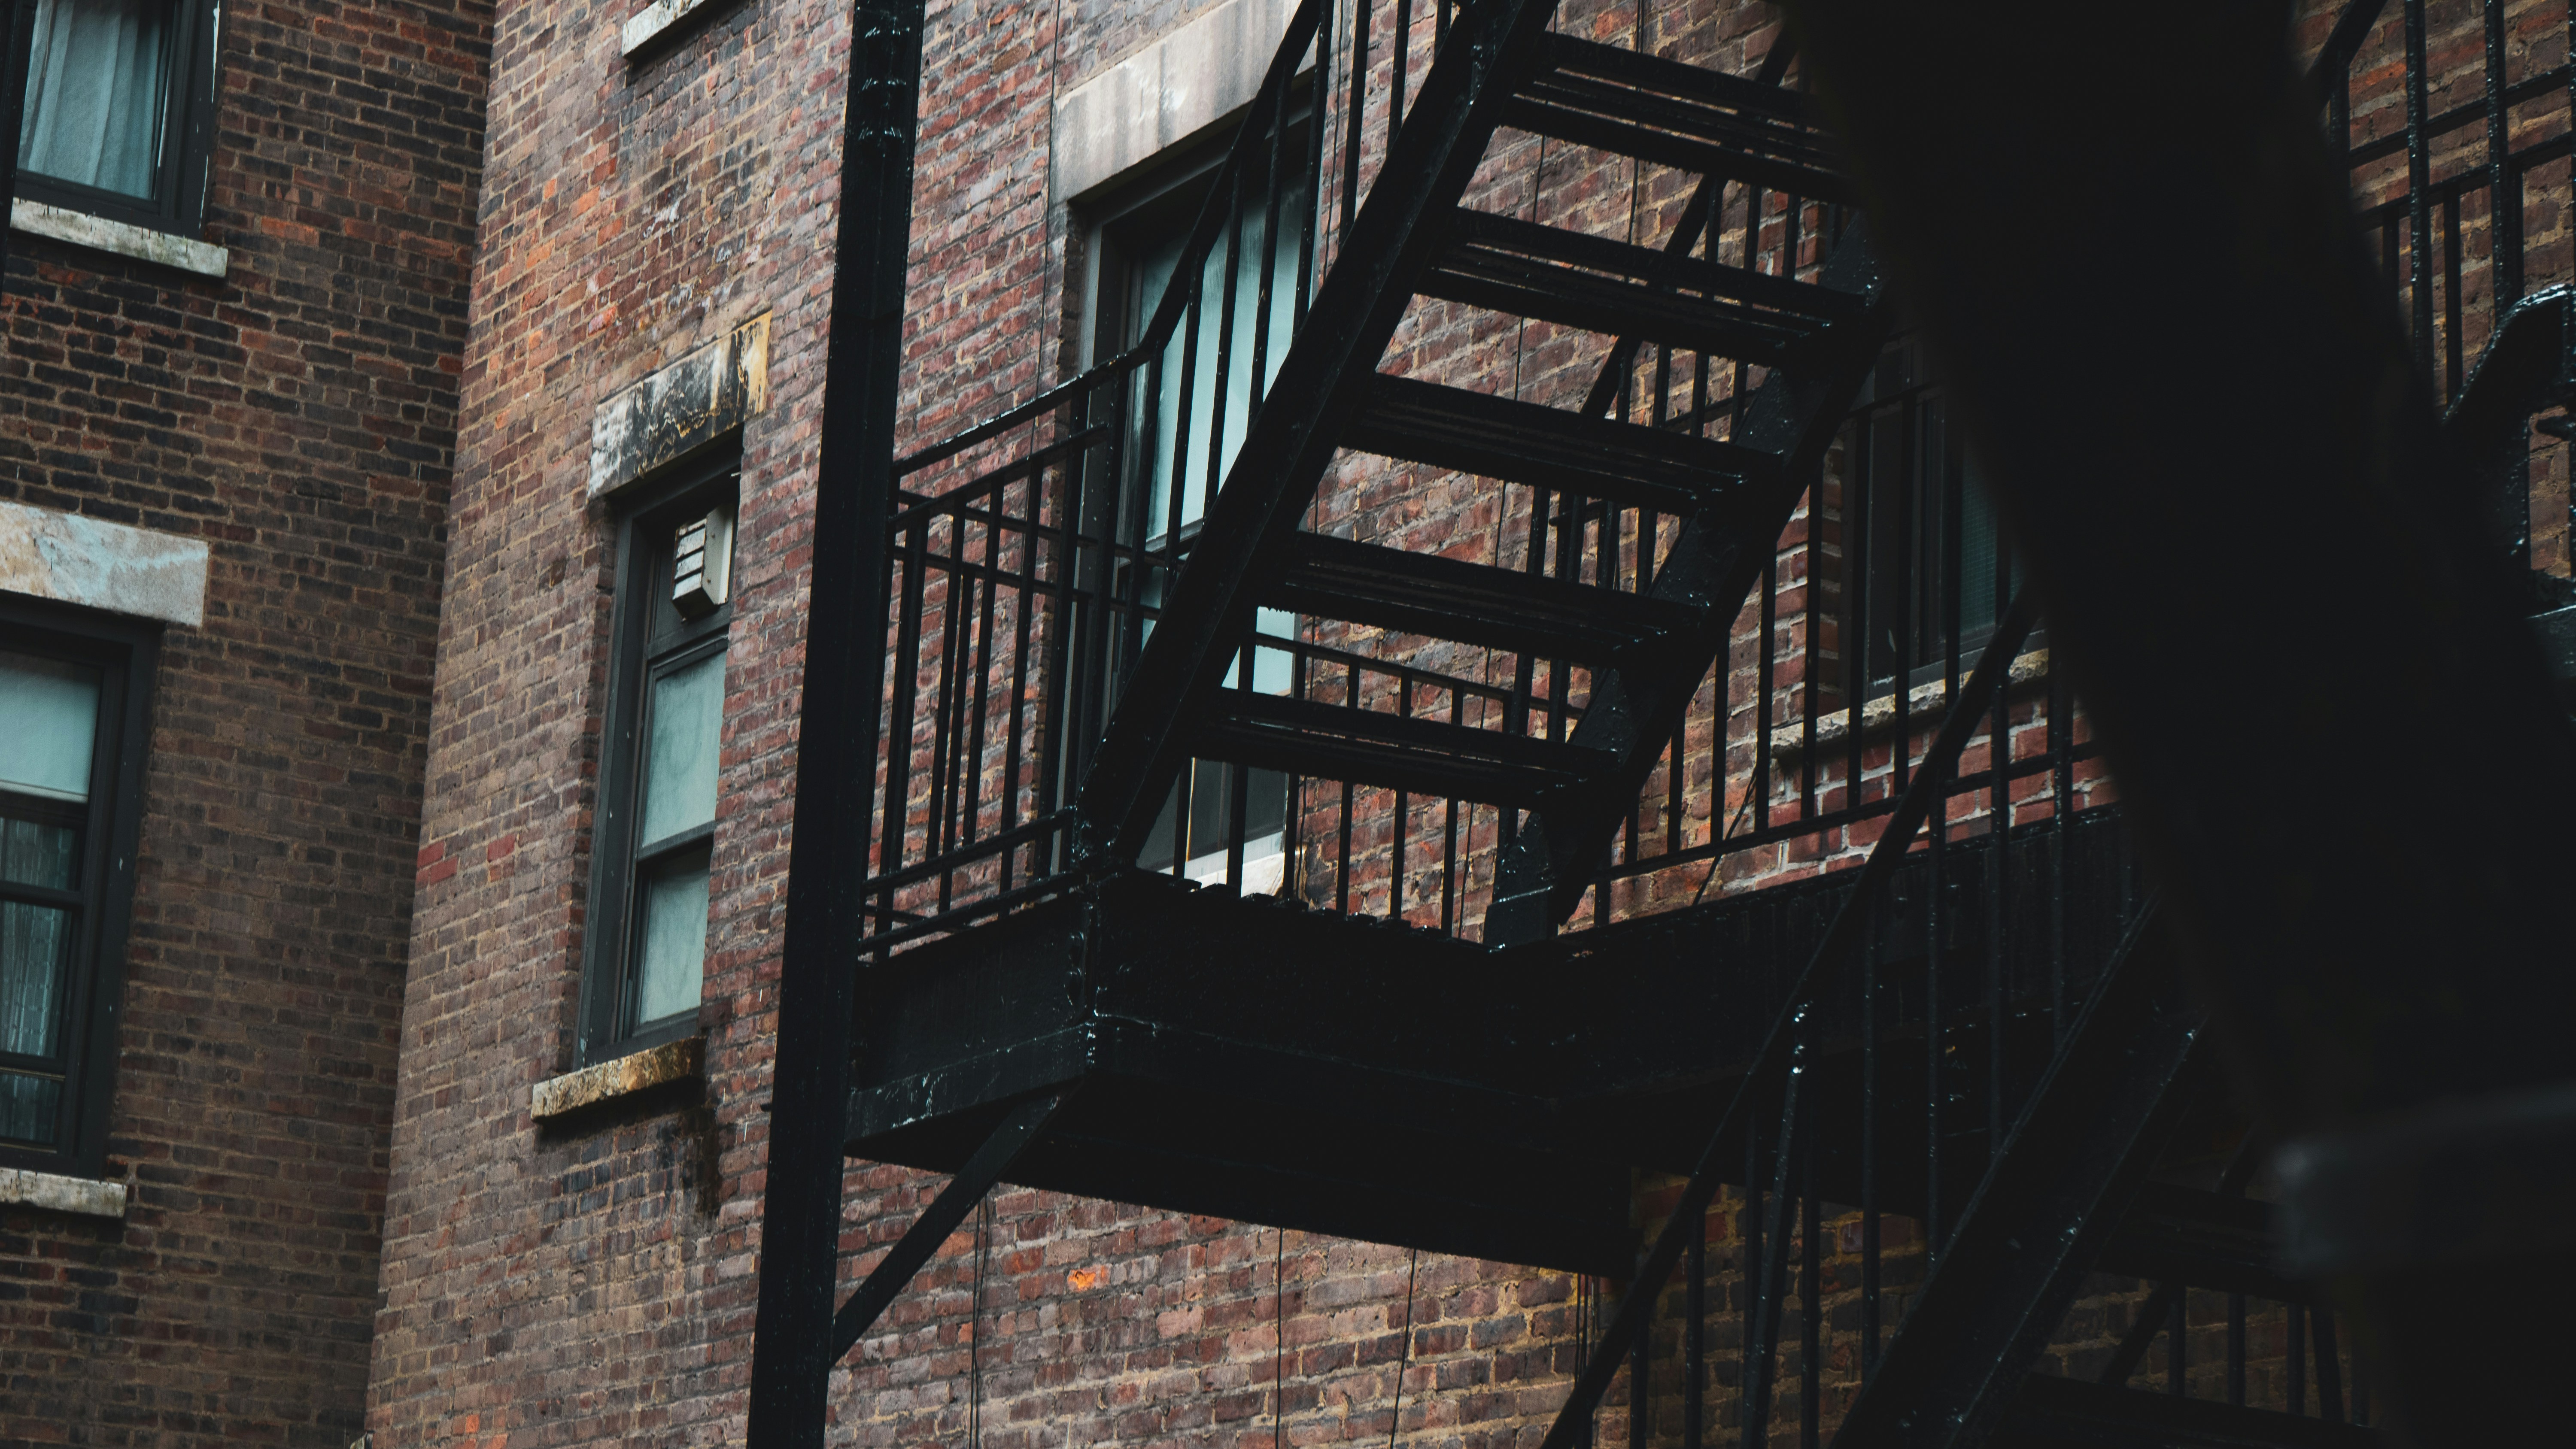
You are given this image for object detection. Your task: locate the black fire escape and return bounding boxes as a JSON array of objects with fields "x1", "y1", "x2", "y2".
[{"x1": 747, "y1": 3, "x2": 2576, "y2": 1447}]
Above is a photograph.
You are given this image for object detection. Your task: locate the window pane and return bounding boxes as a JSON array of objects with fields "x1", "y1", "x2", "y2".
[
  {"x1": 638, "y1": 651, "x2": 724, "y2": 846},
  {"x1": 0, "y1": 815, "x2": 78, "y2": 891},
  {"x1": 0, "y1": 651, "x2": 100, "y2": 803},
  {"x1": 0, "y1": 1069, "x2": 61, "y2": 1146},
  {"x1": 0, "y1": 900, "x2": 71, "y2": 1059},
  {"x1": 632, "y1": 855, "x2": 710, "y2": 1027},
  {"x1": 19, "y1": 0, "x2": 175, "y2": 200}
]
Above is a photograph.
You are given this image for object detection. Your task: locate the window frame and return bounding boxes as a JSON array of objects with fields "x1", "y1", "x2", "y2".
[
  {"x1": 13, "y1": 0, "x2": 223, "y2": 237},
  {"x1": 0, "y1": 594, "x2": 156, "y2": 1178},
  {"x1": 576, "y1": 445, "x2": 739, "y2": 1067}
]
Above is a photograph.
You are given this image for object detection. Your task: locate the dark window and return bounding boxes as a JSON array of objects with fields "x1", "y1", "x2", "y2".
[
  {"x1": 14, "y1": 0, "x2": 220, "y2": 236},
  {"x1": 578, "y1": 450, "x2": 737, "y2": 1064},
  {"x1": 1081, "y1": 127, "x2": 1312, "y2": 891},
  {"x1": 1837, "y1": 338, "x2": 2013, "y2": 696},
  {"x1": 0, "y1": 596, "x2": 154, "y2": 1176}
]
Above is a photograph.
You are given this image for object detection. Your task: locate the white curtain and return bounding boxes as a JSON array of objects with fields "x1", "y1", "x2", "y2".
[{"x1": 18, "y1": 0, "x2": 174, "y2": 200}]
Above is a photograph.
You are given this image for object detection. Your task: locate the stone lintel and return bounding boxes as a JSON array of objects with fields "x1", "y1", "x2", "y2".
[
  {"x1": 0, "y1": 499, "x2": 211, "y2": 627},
  {"x1": 622, "y1": 0, "x2": 739, "y2": 59},
  {"x1": 532, "y1": 1036, "x2": 705, "y2": 1121},
  {"x1": 1053, "y1": 0, "x2": 1312, "y2": 203},
  {"x1": 589, "y1": 314, "x2": 771, "y2": 500},
  {"x1": 0, "y1": 1167, "x2": 130, "y2": 1219}
]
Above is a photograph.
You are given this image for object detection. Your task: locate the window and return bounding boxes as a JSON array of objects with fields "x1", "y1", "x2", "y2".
[
  {"x1": 15, "y1": 0, "x2": 220, "y2": 235},
  {"x1": 1836, "y1": 338, "x2": 2013, "y2": 696},
  {"x1": 0, "y1": 597, "x2": 154, "y2": 1176},
  {"x1": 578, "y1": 450, "x2": 737, "y2": 1065},
  {"x1": 1082, "y1": 123, "x2": 1313, "y2": 892}
]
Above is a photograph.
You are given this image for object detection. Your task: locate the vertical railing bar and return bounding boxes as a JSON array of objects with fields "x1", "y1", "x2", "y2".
[
  {"x1": 1341, "y1": 0, "x2": 1367, "y2": 237},
  {"x1": 2488, "y1": 0, "x2": 2521, "y2": 307},
  {"x1": 2227, "y1": 1291, "x2": 2246, "y2": 1406},
  {"x1": 2164, "y1": 1290, "x2": 2184, "y2": 1395},
  {"x1": 1798, "y1": 1141, "x2": 1819, "y2": 1449},
  {"x1": 2442, "y1": 188, "x2": 2464, "y2": 403},
  {"x1": 1393, "y1": 675, "x2": 1412, "y2": 921},
  {"x1": 1683, "y1": 1212, "x2": 1704, "y2": 1449},
  {"x1": 2312, "y1": 1309, "x2": 2345, "y2": 1422},
  {"x1": 1392, "y1": 0, "x2": 1413, "y2": 144},
  {"x1": 1859, "y1": 895, "x2": 1880, "y2": 1382},
  {"x1": 961, "y1": 485, "x2": 1006, "y2": 859},
  {"x1": 2287, "y1": 1300, "x2": 2307, "y2": 1416}
]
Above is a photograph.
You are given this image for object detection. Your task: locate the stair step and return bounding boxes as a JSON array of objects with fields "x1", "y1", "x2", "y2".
[
  {"x1": 1345, "y1": 374, "x2": 1777, "y2": 513},
  {"x1": 1196, "y1": 691, "x2": 1612, "y2": 808},
  {"x1": 1423, "y1": 210, "x2": 1859, "y2": 366},
  {"x1": 1268, "y1": 532, "x2": 1699, "y2": 662},
  {"x1": 2000, "y1": 1375, "x2": 2383, "y2": 1449},
  {"x1": 2098, "y1": 1183, "x2": 2315, "y2": 1303},
  {"x1": 1511, "y1": 34, "x2": 1850, "y2": 203}
]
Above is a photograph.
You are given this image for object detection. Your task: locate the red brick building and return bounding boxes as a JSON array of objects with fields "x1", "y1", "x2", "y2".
[
  {"x1": 4, "y1": 0, "x2": 2564, "y2": 1446},
  {"x1": 0, "y1": 0, "x2": 491, "y2": 1443}
]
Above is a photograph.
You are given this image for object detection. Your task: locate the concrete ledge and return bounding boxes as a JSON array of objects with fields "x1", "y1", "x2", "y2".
[
  {"x1": 622, "y1": 0, "x2": 741, "y2": 57},
  {"x1": 533, "y1": 1037, "x2": 704, "y2": 1121},
  {"x1": 0, "y1": 1167, "x2": 129, "y2": 1219},
  {"x1": 1767, "y1": 648, "x2": 2052, "y2": 764},
  {"x1": 589, "y1": 314, "x2": 769, "y2": 499},
  {"x1": 1054, "y1": 0, "x2": 1310, "y2": 202},
  {"x1": 0, "y1": 498, "x2": 211, "y2": 627},
  {"x1": 10, "y1": 199, "x2": 227, "y2": 279}
]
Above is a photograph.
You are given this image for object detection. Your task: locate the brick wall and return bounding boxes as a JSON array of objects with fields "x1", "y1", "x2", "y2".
[{"x1": 0, "y1": 0, "x2": 492, "y2": 1444}]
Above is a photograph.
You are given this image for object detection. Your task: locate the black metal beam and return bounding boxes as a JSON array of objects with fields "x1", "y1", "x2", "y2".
[
  {"x1": 745, "y1": 0, "x2": 926, "y2": 1443},
  {"x1": 1783, "y1": 1, "x2": 2576, "y2": 1436},
  {"x1": 830, "y1": 1090, "x2": 1069, "y2": 1362},
  {"x1": 1070, "y1": 0, "x2": 1565, "y2": 864}
]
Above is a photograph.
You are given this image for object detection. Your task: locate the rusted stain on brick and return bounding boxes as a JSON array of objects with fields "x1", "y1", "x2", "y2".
[
  {"x1": 531, "y1": 1037, "x2": 705, "y2": 1120},
  {"x1": 588, "y1": 314, "x2": 771, "y2": 500}
]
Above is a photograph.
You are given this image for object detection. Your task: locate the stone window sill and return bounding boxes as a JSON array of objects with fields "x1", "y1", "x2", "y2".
[
  {"x1": 0, "y1": 1166, "x2": 130, "y2": 1220},
  {"x1": 1767, "y1": 647, "x2": 2054, "y2": 765},
  {"x1": 10, "y1": 199, "x2": 228, "y2": 279},
  {"x1": 623, "y1": 0, "x2": 742, "y2": 58},
  {"x1": 533, "y1": 1036, "x2": 704, "y2": 1121}
]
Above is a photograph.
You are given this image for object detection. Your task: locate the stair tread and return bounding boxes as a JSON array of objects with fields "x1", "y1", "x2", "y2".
[
  {"x1": 1345, "y1": 374, "x2": 1777, "y2": 514},
  {"x1": 1270, "y1": 532, "x2": 1700, "y2": 661},
  {"x1": 2099, "y1": 1183, "x2": 2314, "y2": 1303},
  {"x1": 1512, "y1": 34, "x2": 1850, "y2": 202},
  {"x1": 1425, "y1": 210, "x2": 1859, "y2": 364},
  {"x1": 2006, "y1": 1375, "x2": 2383, "y2": 1449},
  {"x1": 1197, "y1": 690, "x2": 1611, "y2": 808}
]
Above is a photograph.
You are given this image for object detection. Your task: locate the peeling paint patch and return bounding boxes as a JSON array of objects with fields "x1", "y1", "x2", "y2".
[
  {"x1": 0, "y1": 500, "x2": 210, "y2": 626},
  {"x1": 531, "y1": 1037, "x2": 705, "y2": 1120},
  {"x1": 589, "y1": 314, "x2": 770, "y2": 500}
]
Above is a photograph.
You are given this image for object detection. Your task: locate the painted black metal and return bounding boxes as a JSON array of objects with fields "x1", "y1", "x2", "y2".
[
  {"x1": 827, "y1": 1090, "x2": 1069, "y2": 1362},
  {"x1": 1267, "y1": 531, "x2": 1701, "y2": 663},
  {"x1": 1824, "y1": 903, "x2": 2198, "y2": 1449},
  {"x1": 1070, "y1": 0, "x2": 1569, "y2": 862},
  {"x1": 1531, "y1": 590, "x2": 2037, "y2": 1449},
  {"x1": 1343, "y1": 372, "x2": 1785, "y2": 510},
  {"x1": 0, "y1": 0, "x2": 33, "y2": 288},
  {"x1": 2440, "y1": 286, "x2": 2574, "y2": 595},
  {"x1": 1482, "y1": 224, "x2": 1888, "y2": 944},
  {"x1": 1992, "y1": 1376, "x2": 2384, "y2": 1449},
  {"x1": 1197, "y1": 690, "x2": 1615, "y2": 808},
  {"x1": 2095, "y1": 1185, "x2": 2314, "y2": 1306},
  {"x1": 1420, "y1": 208, "x2": 1859, "y2": 367},
  {"x1": 1785, "y1": 0, "x2": 2576, "y2": 1434},
  {"x1": 1506, "y1": 35, "x2": 1853, "y2": 204},
  {"x1": 744, "y1": 0, "x2": 926, "y2": 1442}
]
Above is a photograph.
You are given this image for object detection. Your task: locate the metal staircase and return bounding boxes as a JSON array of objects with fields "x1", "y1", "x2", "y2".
[{"x1": 749, "y1": 0, "x2": 2576, "y2": 1444}]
